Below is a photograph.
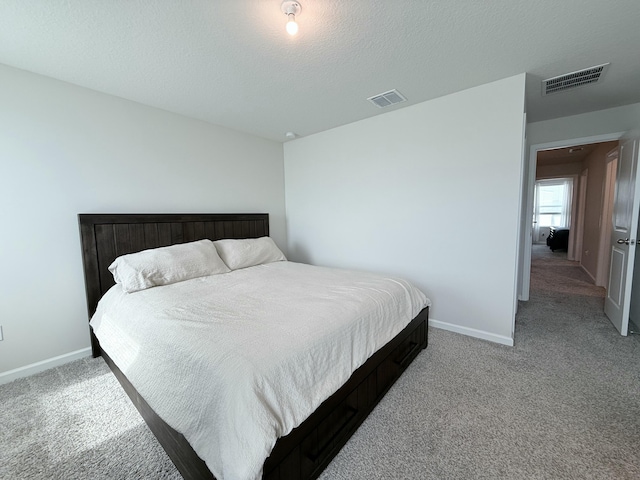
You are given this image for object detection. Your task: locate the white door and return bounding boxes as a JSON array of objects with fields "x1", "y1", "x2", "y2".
[{"x1": 604, "y1": 133, "x2": 640, "y2": 335}]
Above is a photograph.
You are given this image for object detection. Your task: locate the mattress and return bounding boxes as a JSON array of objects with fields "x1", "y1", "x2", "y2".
[{"x1": 90, "y1": 261, "x2": 429, "y2": 480}]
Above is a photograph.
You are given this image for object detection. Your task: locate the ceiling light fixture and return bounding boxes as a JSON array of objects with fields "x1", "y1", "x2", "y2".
[{"x1": 281, "y1": 1, "x2": 301, "y2": 36}]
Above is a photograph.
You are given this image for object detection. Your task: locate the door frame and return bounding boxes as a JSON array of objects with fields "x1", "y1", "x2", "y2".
[
  {"x1": 519, "y1": 132, "x2": 625, "y2": 301},
  {"x1": 574, "y1": 169, "x2": 588, "y2": 263}
]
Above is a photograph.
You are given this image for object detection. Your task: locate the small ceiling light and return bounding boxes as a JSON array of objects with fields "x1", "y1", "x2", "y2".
[{"x1": 281, "y1": 1, "x2": 301, "y2": 36}]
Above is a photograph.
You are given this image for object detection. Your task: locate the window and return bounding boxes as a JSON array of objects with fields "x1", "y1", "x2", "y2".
[{"x1": 534, "y1": 178, "x2": 573, "y2": 228}]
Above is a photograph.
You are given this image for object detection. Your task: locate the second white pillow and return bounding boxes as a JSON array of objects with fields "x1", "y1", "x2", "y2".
[{"x1": 214, "y1": 237, "x2": 286, "y2": 270}]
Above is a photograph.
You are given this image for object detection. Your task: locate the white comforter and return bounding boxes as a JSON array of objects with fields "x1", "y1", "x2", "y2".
[{"x1": 90, "y1": 261, "x2": 429, "y2": 480}]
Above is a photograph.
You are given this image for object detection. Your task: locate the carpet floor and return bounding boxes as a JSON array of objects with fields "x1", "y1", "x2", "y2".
[{"x1": 2, "y1": 244, "x2": 639, "y2": 479}]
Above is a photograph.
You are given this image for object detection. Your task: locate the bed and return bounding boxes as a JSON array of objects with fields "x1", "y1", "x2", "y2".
[{"x1": 79, "y1": 213, "x2": 429, "y2": 480}]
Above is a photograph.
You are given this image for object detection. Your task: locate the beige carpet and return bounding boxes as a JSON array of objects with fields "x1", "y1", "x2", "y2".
[{"x1": 529, "y1": 244, "x2": 606, "y2": 298}]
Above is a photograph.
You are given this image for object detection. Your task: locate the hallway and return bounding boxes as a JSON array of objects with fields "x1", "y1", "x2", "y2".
[{"x1": 529, "y1": 244, "x2": 605, "y2": 299}]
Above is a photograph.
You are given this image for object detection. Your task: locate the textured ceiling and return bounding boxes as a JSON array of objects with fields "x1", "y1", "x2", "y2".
[{"x1": 1, "y1": 1, "x2": 639, "y2": 142}]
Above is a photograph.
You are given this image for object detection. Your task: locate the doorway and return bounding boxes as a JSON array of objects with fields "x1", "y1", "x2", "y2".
[
  {"x1": 520, "y1": 133, "x2": 623, "y2": 303},
  {"x1": 533, "y1": 141, "x2": 618, "y2": 282}
]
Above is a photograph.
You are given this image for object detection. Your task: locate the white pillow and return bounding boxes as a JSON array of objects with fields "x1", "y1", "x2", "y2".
[
  {"x1": 109, "y1": 239, "x2": 230, "y2": 293},
  {"x1": 214, "y1": 237, "x2": 286, "y2": 270}
]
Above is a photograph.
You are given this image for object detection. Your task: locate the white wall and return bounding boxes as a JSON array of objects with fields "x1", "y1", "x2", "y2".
[
  {"x1": 0, "y1": 64, "x2": 285, "y2": 378},
  {"x1": 285, "y1": 74, "x2": 526, "y2": 345},
  {"x1": 528, "y1": 102, "x2": 640, "y2": 146}
]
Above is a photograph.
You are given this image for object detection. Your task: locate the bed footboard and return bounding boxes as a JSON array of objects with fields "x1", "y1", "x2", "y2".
[
  {"x1": 99, "y1": 307, "x2": 427, "y2": 480},
  {"x1": 103, "y1": 307, "x2": 428, "y2": 480},
  {"x1": 263, "y1": 307, "x2": 428, "y2": 480}
]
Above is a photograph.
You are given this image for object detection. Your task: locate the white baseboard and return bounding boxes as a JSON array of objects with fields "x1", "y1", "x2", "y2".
[
  {"x1": 0, "y1": 347, "x2": 92, "y2": 385},
  {"x1": 580, "y1": 265, "x2": 597, "y2": 284},
  {"x1": 429, "y1": 319, "x2": 514, "y2": 346}
]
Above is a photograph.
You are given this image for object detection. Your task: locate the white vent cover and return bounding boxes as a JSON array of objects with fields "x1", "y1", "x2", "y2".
[
  {"x1": 367, "y1": 89, "x2": 407, "y2": 108},
  {"x1": 542, "y1": 63, "x2": 610, "y2": 96}
]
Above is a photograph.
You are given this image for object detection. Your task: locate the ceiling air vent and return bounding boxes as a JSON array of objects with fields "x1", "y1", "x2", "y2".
[
  {"x1": 367, "y1": 89, "x2": 407, "y2": 108},
  {"x1": 542, "y1": 63, "x2": 610, "y2": 96}
]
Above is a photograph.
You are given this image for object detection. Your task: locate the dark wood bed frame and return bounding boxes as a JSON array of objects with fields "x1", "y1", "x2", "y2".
[{"x1": 78, "y1": 213, "x2": 428, "y2": 480}]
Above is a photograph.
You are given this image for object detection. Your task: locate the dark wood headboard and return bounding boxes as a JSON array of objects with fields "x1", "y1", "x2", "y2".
[{"x1": 78, "y1": 213, "x2": 269, "y2": 356}]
